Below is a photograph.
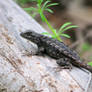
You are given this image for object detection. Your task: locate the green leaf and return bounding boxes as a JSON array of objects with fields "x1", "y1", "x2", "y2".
[
  {"x1": 42, "y1": 32, "x2": 52, "y2": 36},
  {"x1": 31, "y1": 12, "x2": 38, "y2": 18},
  {"x1": 24, "y1": 7, "x2": 37, "y2": 11},
  {"x1": 52, "y1": 35, "x2": 57, "y2": 39},
  {"x1": 38, "y1": 0, "x2": 43, "y2": 5},
  {"x1": 60, "y1": 34, "x2": 71, "y2": 38},
  {"x1": 40, "y1": 0, "x2": 43, "y2": 3},
  {"x1": 46, "y1": 3, "x2": 59, "y2": 8},
  {"x1": 45, "y1": 8, "x2": 53, "y2": 13},
  {"x1": 58, "y1": 22, "x2": 72, "y2": 32},
  {"x1": 61, "y1": 25, "x2": 78, "y2": 33},
  {"x1": 88, "y1": 62, "x2": 92, "y2": 67},
  {"x1": 53, "y1": 29, "x2": 57, "y2": 33},
  {"x1": 42, "y1": 0, "x2": 51, "y2": 10},
  {"x1": 37, "y1": 3, "x2": 41, "y2": 8}
]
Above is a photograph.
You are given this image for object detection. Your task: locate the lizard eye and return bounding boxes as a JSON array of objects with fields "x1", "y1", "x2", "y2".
[
  {"x1": 25, "y1": 32, "x2": 33, "y2": 36},
  {"x1": 27, "y1": 33, "x2": 31, "y2": 36}
]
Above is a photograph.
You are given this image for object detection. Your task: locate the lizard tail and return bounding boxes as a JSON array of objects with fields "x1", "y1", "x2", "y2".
[
  {"x1": 72, "y1": 60, "x2": 92, "y2": 73},
  {"x1": 80, "y1": 63, "x2": 92, "y2": 73}
]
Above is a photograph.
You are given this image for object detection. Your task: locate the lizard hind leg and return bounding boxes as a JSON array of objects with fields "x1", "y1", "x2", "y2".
[{"x1": 56, "y1": 58, "x2": 73, "y2": 70}]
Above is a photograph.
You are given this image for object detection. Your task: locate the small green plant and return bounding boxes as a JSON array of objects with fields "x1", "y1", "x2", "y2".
[
  {"x1": 42, "y1": 22, "x2": 78, "y2": 41},
  {"x1": 23, "y1": 0, "x2": 78, "y2": 41}
]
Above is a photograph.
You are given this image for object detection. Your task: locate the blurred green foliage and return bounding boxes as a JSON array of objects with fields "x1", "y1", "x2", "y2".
[
  {"x1": 88, "y1": 62, "x2": 92, "y2": 66},
  {"x1": 80, "y1": 43, "x2": 92, "y2": 66},
  {"x1": 81, "y1": 43, "x2": 91, "y2": 53}
]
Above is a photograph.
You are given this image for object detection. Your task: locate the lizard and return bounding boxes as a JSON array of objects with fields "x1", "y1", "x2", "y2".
[{"x1": 20, "y1": 30, "x2": 92, "y2": 73}]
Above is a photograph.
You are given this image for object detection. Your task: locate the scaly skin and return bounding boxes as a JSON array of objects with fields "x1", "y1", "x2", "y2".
[{"x1": 20, "y1": 30, "x2": 92, "y2": 73}]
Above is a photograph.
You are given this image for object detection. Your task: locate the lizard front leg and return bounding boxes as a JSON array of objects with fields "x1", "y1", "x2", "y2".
[
  {"x1": 36, "y1": 46, "x2": 45, "y2": 56},
  {"x1": 56, "y1": 58, "x2": 73, "y2": 70},
  {"x1": 22, "y1": 46, "x2": 45, "y2": 56}
]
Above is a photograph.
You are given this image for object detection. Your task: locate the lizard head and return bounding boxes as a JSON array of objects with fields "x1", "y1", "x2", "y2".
[{"x1": 20, "y1": 30, "x2": 42, "y2": 44}]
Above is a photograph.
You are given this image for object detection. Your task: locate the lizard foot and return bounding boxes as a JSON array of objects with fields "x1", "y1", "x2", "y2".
[
  {"x1": 54, "y1": 66, "x2": 72, "y2": 72},
  {"x1": 55, "y1": 58, "x2": 73, "y2": 72},
  {"x1": 22, "y1": 51, "x2": 35, "y2": 57},
  {"x1": 35, "y1": 46, "x2": 45, "y2": 56}
]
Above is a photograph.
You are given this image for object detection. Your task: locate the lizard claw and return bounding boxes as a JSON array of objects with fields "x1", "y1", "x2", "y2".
[{"x1": 53, "y1": 65, "x2": 72, "y2": 72}]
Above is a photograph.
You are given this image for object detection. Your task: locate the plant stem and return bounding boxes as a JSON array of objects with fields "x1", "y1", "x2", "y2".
[{"x1": 41, "y1": 11, "x2": 62, "y2": 41}]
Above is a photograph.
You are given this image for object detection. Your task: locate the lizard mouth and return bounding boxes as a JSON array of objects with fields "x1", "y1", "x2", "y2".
[
  {"x1": 20, "y1": 32, "x2": 28, "y2": 39},
  {"x1": 20, "y1": 31, "x2": 34, "y2": 41},
  {"x1": 20, "y1": 32, "x2": 25, "y2": 37}
]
